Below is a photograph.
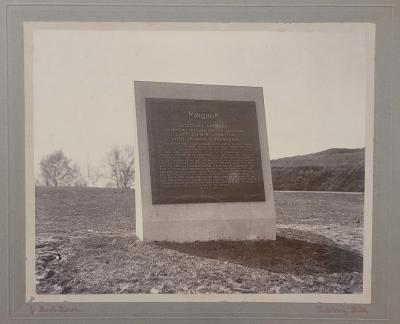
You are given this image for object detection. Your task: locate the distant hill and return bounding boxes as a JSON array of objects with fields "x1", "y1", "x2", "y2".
[{"x1": 271, "y1": 148, "x2": 365, "y2": 192}]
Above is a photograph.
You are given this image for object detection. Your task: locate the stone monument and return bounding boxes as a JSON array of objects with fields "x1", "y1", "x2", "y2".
[{"x1": 133, "y1": 81, "x2": 276, "y2": 242}]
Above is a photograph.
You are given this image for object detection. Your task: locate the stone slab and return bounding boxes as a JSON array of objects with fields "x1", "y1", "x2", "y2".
[{"x1": 133, "y1": 81, "x2": 276, "y2": 242}]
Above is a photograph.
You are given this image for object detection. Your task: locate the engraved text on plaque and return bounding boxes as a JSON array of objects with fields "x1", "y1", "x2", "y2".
[{"x1": 145, "y1": 98, "x2": 265, "y2": 204}]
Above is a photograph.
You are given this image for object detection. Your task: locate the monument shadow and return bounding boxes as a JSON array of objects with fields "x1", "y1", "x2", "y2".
[{"x1": 154, "y1": 231, "x2": 363, "y2": 275}]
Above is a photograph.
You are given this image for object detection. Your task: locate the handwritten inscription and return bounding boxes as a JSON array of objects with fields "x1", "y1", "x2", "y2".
[
  {"x1": 317, "y1": 305, "x2": 368, "y2": 314},
  {"x1": 146, "y1": 98, "x2": 265, "y2": 204},
  {"x1": 29, "y1": 304, "x2": 81, "y2": 315}
]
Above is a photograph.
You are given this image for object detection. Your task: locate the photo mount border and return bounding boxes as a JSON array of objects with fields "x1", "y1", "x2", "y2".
[{"x1": 1, "y1": 0, "x2": 397, "y2": 323}]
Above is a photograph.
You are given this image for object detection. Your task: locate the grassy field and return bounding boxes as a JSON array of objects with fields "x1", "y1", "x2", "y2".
[{"x1": 35, "y1": 187, "x2": 364, "y2": 294}]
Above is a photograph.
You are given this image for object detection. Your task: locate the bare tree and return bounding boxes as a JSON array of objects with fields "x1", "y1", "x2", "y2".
[
  {"x1": 105, "y1": 145, "x2": 134, "y2": 188},
  {"x1": 40, "y1": 150, "x2": 83, "y2": 187}
]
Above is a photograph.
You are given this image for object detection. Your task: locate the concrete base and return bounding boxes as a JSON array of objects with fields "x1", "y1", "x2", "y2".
[
  {"x1": 139, "y1": 218, "x2": 276, "y2": 242},
  {"x1": 133, "y1": 81, "x2": 276, "y2": 242}
]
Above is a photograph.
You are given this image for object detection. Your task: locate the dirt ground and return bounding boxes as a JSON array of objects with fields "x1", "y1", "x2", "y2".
[{"x1": 35, "y1": 187, "x2": 364, "y2": 294}]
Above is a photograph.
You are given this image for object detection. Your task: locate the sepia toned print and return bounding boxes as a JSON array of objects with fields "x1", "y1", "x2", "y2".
[{"x1": 24, "y1": 22, "x2": 374, "y2": 303}]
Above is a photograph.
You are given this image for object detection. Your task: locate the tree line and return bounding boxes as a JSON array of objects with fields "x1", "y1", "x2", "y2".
[{"x1": 37, "y1": 145, "x2": 134, "y2": 188}]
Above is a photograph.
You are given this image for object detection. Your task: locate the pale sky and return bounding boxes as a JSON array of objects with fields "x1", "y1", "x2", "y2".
[{"x1": 30, "y1": 23, "x2": 373, "y2": 177}]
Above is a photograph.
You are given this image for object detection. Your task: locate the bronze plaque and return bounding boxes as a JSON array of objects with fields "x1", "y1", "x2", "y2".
[{"x1": 145, "y1": 98, "x2": 265, "y2": 204}]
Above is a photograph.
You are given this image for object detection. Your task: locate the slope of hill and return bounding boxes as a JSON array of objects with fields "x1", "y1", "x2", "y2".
[{"x1": 271, "y1": 148, "x2": 365, "y2": 192}]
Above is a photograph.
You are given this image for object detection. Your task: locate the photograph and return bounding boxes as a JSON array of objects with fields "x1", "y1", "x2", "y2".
[{"x1": 24, "y1": 22, "x2": 374, "y2": 302}]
